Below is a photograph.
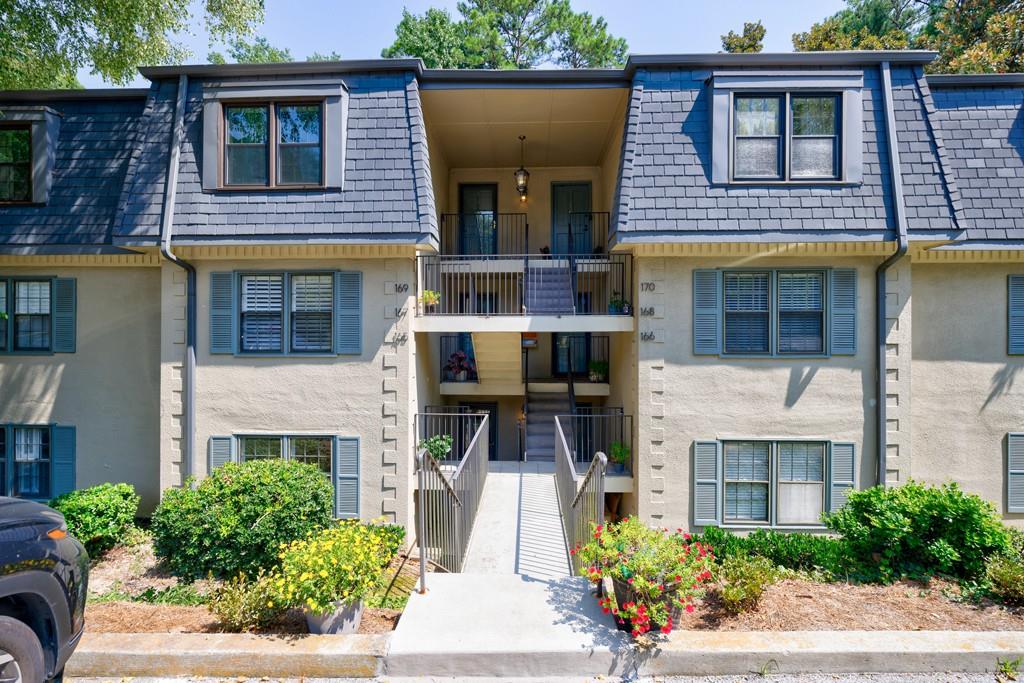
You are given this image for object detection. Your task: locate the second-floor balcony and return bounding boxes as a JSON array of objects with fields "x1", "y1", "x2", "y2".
[{"x1": 439, "y1": 212, "x2": 610, "y2": 256}]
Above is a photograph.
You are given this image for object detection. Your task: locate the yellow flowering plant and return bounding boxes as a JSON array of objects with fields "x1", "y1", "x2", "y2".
[{"x1": 273, "y1": 521, "x2": 395, "y2": 615}]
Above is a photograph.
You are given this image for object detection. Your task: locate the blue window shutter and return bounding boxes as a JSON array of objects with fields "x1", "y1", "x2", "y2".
[
  {"x1": 1009, "y1": 276, "x2": 1024, "y2": 355},
  {"x1": 693, "y1": 270, "x2": 722, "y2": 355},
  {"x1": 693, "y1": 440, "x2": 722, "y2": 526},
  {"x1": 829, "y1": 269, "x2": 857, "y2": 355},
  {"x1": 334, "y1": 436, "x2": 360, "y2": 519},
  {"x1": 829, "y1": 442, "x2": 856, "y2": 512},
  {"x1": 1008, "y1": 433, "x2": 1024, "y2": 513},
  {"x1": 208, "y1": 436, "x2": 234, "y2": 472},
  {"x1": 334, "y1": 271, "x2": 362, "y2": 355},
  {"x1": 210, "y1": 273, "x2": 236, "y2": 354},
  {"x1": 51, "y1": 425, "x2": 76, "y2": 498},
  {"x1": 52, "y1": 278, "x2": 76, "y2": 353}
]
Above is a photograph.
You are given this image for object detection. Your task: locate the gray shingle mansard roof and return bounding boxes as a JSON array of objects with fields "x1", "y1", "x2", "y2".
[{"x1": 0, "y1": 53, "x2": 1021, "y2": 249}]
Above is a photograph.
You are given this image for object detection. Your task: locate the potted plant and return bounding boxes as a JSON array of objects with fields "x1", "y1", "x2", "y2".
[
  {"x1": 608, "y1": 441, "x2": 629, "y2": 475},
  {"x1": 419, "y1": 289, "x2": 440, "y2": 312},
  {"x1": 573, "y1": 517, "x2": 715, "y2": 638},
  {"x1": 274, "y1": 521, "x2": 394, "y2": 635},
  {"x1": 419, "y1": 434, "x2": 453, "y2": 461},
  {"x1": 588, "y1": 360, "x2": 609, "y2": 383},
  {"x1": 444, "y1": 350, "x2": 476, "y2": 382},
  {"x1": 609, "y1": 292, "x2": 626, "y2": 314}
]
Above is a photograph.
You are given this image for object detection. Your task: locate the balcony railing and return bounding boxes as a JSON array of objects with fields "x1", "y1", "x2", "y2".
[
  {"x1": 440, "y1": 213, "x2": 528, "y2": 256},
  {"x1": 416, "y1": 409, "x2": 487, "y2": 464},
  {"x1": 440, "y1": 335, "x2": 478, "y2": 383},
  {"x1": 555, "y1": 417, "x2": 606, "y2": 573},
  {"x1": 417, "y1": 253, "x2": 633, "y2": 317},
  {"x1": 552, "y1": 212, "x2": 610, "y2": 255},
  {"x1": 557, "y1": 411, "x2": 633, "y2": 477}
]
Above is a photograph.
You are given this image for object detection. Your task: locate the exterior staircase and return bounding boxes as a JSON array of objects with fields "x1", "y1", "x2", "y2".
[
  {"x1": 525, "y1": 263, "x2": 575, "y2": 314},
  {"x1": 525, "y1": 393, "x2": 570, "y2": 462},
  {"x1": 470, "y1": 332, "x2": 522, "y2": 386}
]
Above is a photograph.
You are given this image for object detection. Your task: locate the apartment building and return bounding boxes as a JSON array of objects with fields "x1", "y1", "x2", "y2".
[{"x1": 0, "y1": 52, "x2": 1021, "y2": 538}]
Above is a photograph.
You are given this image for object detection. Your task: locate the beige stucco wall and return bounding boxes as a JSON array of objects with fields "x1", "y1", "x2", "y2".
[
  {"x1": 0, "y1": 265, "x2": 162, "y2": 511},
  {"x1": 634, "y1": 255, "x2": 879, "y2": 531},
  {"x1": 911, "y1": 262, "x2": 1024, "y2": 525},
  {"x1": 160, "y1": 256, "x2": 417, "y2": 529}
]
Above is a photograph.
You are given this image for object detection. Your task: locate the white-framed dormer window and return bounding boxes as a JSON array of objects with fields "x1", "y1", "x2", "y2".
[
  {"x1": 711, "y1": 71, "x2": 863, "y2": 185},
  {"x1": 0, "y1": 107, "x2": 61, "y2": 204}
]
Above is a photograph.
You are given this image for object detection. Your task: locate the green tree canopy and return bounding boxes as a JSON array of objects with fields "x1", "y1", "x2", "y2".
[
  {"x1": 208, "y1": 36, "x2": 293, "y2": 64},
  {"x1": 381, "y1": 0, "x2": 628, "y2": 69},
  {"x1": 1, "y1": 0, "x2": 265, "y2": 89},
  {"x1": 721, "y1": 20, "x2": 766, "y2": 53}
]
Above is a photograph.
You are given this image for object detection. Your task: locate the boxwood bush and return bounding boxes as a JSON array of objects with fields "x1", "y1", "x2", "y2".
[
  {"x1": 50, "y1": 482, "x2": 140, "y2": 557},
  {"x1": 698, "y1": 527, "x2": 852, "y2": 578},
  {"x1": 151, "y1": 459, "x2": 334, "y2": 579}
]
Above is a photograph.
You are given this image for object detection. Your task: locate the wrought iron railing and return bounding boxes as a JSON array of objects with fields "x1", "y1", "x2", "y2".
[
  {"x1": 416, "y1": 414, "x2": 489, "y2": 590},
  {"x1": 416, "y1": 253, "x2": 633, "y2": 317},
  {"x1": 555, "y1": 416, "x2": 606, "y2": 574},
  {"x1": 552, "y1": 212, "x2": 610, "y2": 255},
  {"x1": 439, "y1": 335, "x2": 478, "y2": 383},
  {"x1": 558, "y1": 412, "x2": 633, "y2": 477},
  {"x1": 416, "y1": 410, "x2": 486, "y2": 463},
  {"x1": 440, "y1": 213, "x2": 528, "y2": 256}
]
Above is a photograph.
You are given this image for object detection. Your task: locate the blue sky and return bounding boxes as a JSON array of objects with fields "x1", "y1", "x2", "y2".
[{"x1": 78, "y1": 0, "x2": 848, "y2": 88}]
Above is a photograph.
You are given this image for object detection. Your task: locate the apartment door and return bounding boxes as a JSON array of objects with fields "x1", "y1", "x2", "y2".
[
  {"x1": 551, "y1": 182, "x2": 591, "y2": 254},
  {"x1": 459, "y1": 184, "x2": 498, "y2": 255},
  {"x1": 460, "y1": 402, "x2": 500, "y2": 461},
  {"x1": 552, "y1": 332, "x2": 590, "y2": 377}
]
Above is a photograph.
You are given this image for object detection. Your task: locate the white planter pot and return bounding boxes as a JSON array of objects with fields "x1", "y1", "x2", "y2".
[
  {"x1": 305, "y1": 599, "x2": 364, "y2": 635},
  {"x1": 455, "y1": 370, "x2": 468, "y2": 382}
]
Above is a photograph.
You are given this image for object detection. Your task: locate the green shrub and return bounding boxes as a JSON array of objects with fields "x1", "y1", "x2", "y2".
[
  {"x1": 210, "y1": 571, "x2": 285, "y2": 632},
  {"x1": 375, "y1": 523, "x2": 406, "y2": 562},
  {"x1": 151, "y1": 459, "x2": 333, "y2": 579},
  {"x1": 698, "y1": 527, "x2": 851, "y2": 578},
  {"x1": 988, "y1": 554, "x2": 1024, "y2": 604},
  {"x1": 697, "y1": 526, "x2": 749, "y2": 562},
  {"x1": 718, "y1": 555, "x2": 779, "y2": 614},
  {"x1": 50, "y1": 483, "x2": 140, "y2": 556},
  {"x1": 824, "y1": 481, "x2": 1010, "y2": 581}
]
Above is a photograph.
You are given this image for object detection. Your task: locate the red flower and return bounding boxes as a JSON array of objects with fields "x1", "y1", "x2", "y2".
[
  {"x1": 627, "y1": 578, "x2": 634, "y2": 584},
  {"x1": 683, "y1": 532, "x2": 692, "y2": 541},
  {"x1": 686, "y1": 604, "x2": 695, "y2": 613},
  {"x1": 661, "y1": 625, "x2": 672, "y2": 635}
]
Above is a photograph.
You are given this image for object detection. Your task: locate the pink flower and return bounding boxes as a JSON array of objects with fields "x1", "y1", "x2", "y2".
[{"x1": 686, "y1": 604, "x2": 695, "y2": 613}]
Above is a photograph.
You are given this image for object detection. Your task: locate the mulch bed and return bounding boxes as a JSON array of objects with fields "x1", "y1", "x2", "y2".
[{"x1": 670, "y1": 578, "x2": 1024, "y2": 631}]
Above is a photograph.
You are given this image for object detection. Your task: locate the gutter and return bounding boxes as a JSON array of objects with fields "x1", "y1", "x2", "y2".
[
  {"x1": 875, "y1": 61, "x2": 909, "y2": 488},
  {"x1": 159, "y1": 74, "x2": 197, "y2": 481}
]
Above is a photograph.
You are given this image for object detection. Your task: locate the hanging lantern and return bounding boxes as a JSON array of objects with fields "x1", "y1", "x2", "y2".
[{"x1": 514, "y1": 135, "x2": 529, "y2": 202}]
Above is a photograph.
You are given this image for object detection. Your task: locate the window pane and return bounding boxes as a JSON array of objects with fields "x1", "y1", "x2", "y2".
[
  {"x1": 735, "y1": 97, "x2": 781, "y2": 135},
  {"x1": 226, "y1": 107, "x2": 268, "y2": 144},
  {"x1": 777, "y1": 273, "x2": 823, "y2": 311},
  {"x1": 241, "y1": 275, "x2": 283, "y2": 352},
  {"x1": 14, "y1": 427, "x2": 49, "y2": 498},
  {"x1": 735, "y1": 138, "x2": 780, "y2": 178},
  {"x1": 291, "y1": 275, "x2": 332, "y2": 352},
  {"x1": 0, "y1": 128, "x2": 31, "y2": 202},
  {"x1": 242, "y1": 437, "x2": 282, "y2": 461},
  {"x1": 15, "y1": 281, "x2": 49, "y2": 314},
  {"x1": 779, "y1": 442, "x2": 825, "y2": 482},
  {"x1": 726, "y1": 483, "x2": 769, "y2": 521},
  {"x1": 725, "y1": 272, "x2": 769, "y2": 353},
  {"x1": 792, "y1": 96, "x2": 837, "y2": 136},
  {"x1": 792, "y1": 138, "x2": 837, "y2": 178},
  {"x1": 278, "y1": 145, "x2": 321, "y2": 185},
  {"x1": 290, "y1": 437, "x2": 332, "y2": 475},
  {"x1": 0, "y1": 163, "x2": 31, "y2": 202},
  {"x1": 725, "y1": 313, "x2": 769, "y2": 353},
  {"x1": 226, "y1": 146, "x2": 268, "y2": 185},
  {"x1": 779, "y1": 312, "x2": 824, "y2": 353},
  {"x1": 0, "y1": 281, "x2": 6, "y2": 352},
  {"x1": 725, "y1": 441, "x2": 770, "y2": 481},
  {"x1": 14, "y1": 281, "x2": 50, "y2": 351},
  {"x1": 277, "y1": 105, "x2": 321, "y2": 144}
]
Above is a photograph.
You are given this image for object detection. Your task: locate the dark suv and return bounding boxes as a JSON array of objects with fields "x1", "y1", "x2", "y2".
[{"x1": 0, "y1": 498, "x2": 88, "y2": 682}]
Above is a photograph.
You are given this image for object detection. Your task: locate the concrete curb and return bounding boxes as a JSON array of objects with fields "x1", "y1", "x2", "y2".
[{"x1": 64, "y1": 632, "x2": 387, "y2": 678}]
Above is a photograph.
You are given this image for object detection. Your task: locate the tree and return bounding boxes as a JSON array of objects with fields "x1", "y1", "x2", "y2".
[
  {"x1": 208, "y1": 36, "x2": 292, "y2": 64},
  {"x1": 308, "y1": 51, "x2": 343, "y2": 62},
  {"x1": 793, "y1": 15, "x2": 910, "y2": 50},
  {"x1": 0, "y1": 0, "x2": 265, "y2": 89},
  {"x1": 381, "y1": 0, "x2": 627, "y2": 69},
  {"x1": 721, "y1": 21, "x2": 766, "y2": 53}
]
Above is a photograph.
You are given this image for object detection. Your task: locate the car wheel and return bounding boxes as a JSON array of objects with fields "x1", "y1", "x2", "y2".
[{"x1": 0, "y1": 616, "x2": 44, "y2": 683}]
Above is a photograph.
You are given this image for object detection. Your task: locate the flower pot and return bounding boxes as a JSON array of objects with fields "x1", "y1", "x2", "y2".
[
  {"x1": 305, "y1": 599, "x2": 364, "y2": 635},
  {"x1": 455, "y1": 370, "x2": 468, "y2": 382},
  {"x1": 622, "y1": 303, "x2": 632, "y2": 315},
  {"x1": 608, "y1": 303, "x2": 622, "y2": 314},
  {"x1": 610, "y1": 578, "x2": 682, "y2": 633},
  {"x1": 589, "y1": 371, "x2": 606, "y2": 383},
  {"x1": 607, "y1": 462, "x2": 626, "y2": 475}
]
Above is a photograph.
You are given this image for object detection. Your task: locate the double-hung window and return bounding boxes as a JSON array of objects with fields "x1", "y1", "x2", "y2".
[
  {"x1": 722, "y1": 270, "x2": 826, "y2": 356},
  {"x1": 732, "y1": 94, "x2": 840, "y2": 182},
  {"x1": 240, "y1": 435, "x2": 332, "y2": 477},
  {"x1": 0, "y1": 126, "x2": 32, "y2": 203},
  {"x1": 13, "y1": 427, "x2": 50, "y2": 498},
  {"x1": 724, "y1": 272, "x2": 770, "y2": 354},
  {"x1": 240, "y1": 274, "x2": 285, "y2": 353},
  {"x1": 723, "y1": 440, "x2": 826, "y2": 526},
  {"x1": 0, "y1": 424, "x2": 76, "y2": 500},
  {"x1": 14, "y1": 280, "x2": 51, "y2": 351},
  {"x1": 777, "y1": 272, "x2": 825, "y2": 354},
  {"x1": 291, "y1": 275, "x2": 333, "y2": 352},
  {"x1": 239, "y1": 273, "x2": 333, "y2": 354},
  {"x1": 223, "y1": 102, "x2": 323, "y2": 188}
]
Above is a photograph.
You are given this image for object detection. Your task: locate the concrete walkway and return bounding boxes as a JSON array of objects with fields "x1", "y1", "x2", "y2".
[{"x1": 462, "y1": 463, "x2": 571, "y2": 580}]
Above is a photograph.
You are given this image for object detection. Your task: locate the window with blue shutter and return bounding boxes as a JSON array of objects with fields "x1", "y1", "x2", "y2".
[
  {"x1": 50, "y1": 425, "x2": 76, "y2": 498},
  {"x1": 0, "y1": 424, "x2": 75, "y2": 499},
  {"x1": 209, "y1": 272, "x2": 236, "y2": 354},
  {"x1": 1008, "y1": 433, "x2": 1024, "y2": 513},
  {"x1": 724, "y1": 272, "x2": 770, "y2": 354},
  {"x1": 692, "y1": 440, "x2": 722, "y2": 526},
  {"x1": 828, "y1": 442, "x2": 856, "y2": 513},
  {"x1": 208, "y1": 435, "x2": 235, "y2": 471},
  {"x1": 334, "y1": 437, "x2": 360, "y2": 519},
  {"x1": 0, "y1": 277, "x2": 76, "y2": 354},
  {"x1": 693, "y1": 270, "x2": 722, "y2": 355},
  {"x1": 334, "y1": 271, "x2": 362, "y2": 355},
  {"x1": 1009, "y1": 276, "x2": 1024, "y2": 356},
  {"x1": 778, "y1": 272, "x2": 824, "y2": 354},
  {"x1": 829, "y1": 269, "x2": 857, "y2": 355},
  {"x1": 240, "y1": 274, "x2": 284, "y2": 353}
]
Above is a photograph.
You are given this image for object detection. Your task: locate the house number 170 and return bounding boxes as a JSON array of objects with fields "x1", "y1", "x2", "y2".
[{"x1": 640, "y1": 282, "x2": 656, "y2": 292}]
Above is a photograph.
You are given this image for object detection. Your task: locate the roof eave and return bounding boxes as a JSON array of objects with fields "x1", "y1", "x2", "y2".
[
  {"x1": 0, "y1": 88, "x2": 150, "y2": 102},
  {"x1": 927, "y1": 73, "x2": 1024, "y2": 88},
  {"x1": 625, "y1": 50, "x2": 938, "y2": 76},
  {"x1": 138, "y1": 58, "x2": 425, "y2": 80}
]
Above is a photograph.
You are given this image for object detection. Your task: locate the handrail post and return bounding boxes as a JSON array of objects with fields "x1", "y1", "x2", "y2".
[{"x1": 416, "y1": 449, "x2": 428, "y2": 594}]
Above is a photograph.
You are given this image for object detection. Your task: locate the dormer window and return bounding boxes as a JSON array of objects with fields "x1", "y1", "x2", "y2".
[
  {"x1": 0, "y1": 126, "x2": 32, "y2": 202},
  {"x1": 223, "y1": 102, "x2": 323, "y2": 188}
]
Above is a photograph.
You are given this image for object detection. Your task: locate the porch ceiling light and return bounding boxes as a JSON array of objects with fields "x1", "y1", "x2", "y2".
[{"x1": 514, "y1": 135, "x2": 530, "y2": 202}]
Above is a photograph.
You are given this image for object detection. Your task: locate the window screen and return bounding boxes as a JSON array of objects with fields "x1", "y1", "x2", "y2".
[
  {"x1": 277, "y1": 104, "x2": 322, "y2": 185},
  {"x1": 733, "y1": 96, "x2": 782, "y2": 179},
  {"x1": 724, "y1": 441, "x2": 770, "y2": 522},
  {"x1": 13, "y1": 427, "x2": 49, "y2": 498},
  {"x1": 225, "y1": 106, "x2": 269, "y2": 185},
  {"x1": 291, "y1": 275, "x2": 332, "y2": 352},
  {"x1": 791, "y1": 96, "x2": 839, "y2": 179},
  {"x1": 0, "y1": 127, "x2": 31, "y2": 202},
  {"x1": 724, "y1": 272, "x2": 770, "y2": 353},
  {"x1": 777, "y1": 272, "x2": 825, "y2": 354},
  {"x1": 14, "y1": 281, "x2": 50, "y2": 351},
  {"x1": 240, "y1": 275, "x2": 284, "y2": 352}
]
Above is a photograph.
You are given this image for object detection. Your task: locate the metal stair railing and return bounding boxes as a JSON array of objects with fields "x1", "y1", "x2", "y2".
[
  {"x1": 416, "y1": 414, "x2": 490, "y2": 593},
  {"x1": 554, "y1": 415, "x2": 606, "y2": 575}
]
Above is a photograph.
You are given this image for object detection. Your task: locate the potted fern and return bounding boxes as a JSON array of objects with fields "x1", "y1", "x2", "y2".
[
  {"x1": 608, "y1": 441, "x2": 630, "y2": 475},
  {"x1": 588, "y1": 360, "x2": 609, "y2": 383}
]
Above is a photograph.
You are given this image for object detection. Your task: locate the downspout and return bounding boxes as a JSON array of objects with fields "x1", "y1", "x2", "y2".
[
  {"x1": 159, "y1": 74, "x2": 197, "y2": 481},
  {"x1": 875, "y1": 61, "x2": 909, "y2": 488}
]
